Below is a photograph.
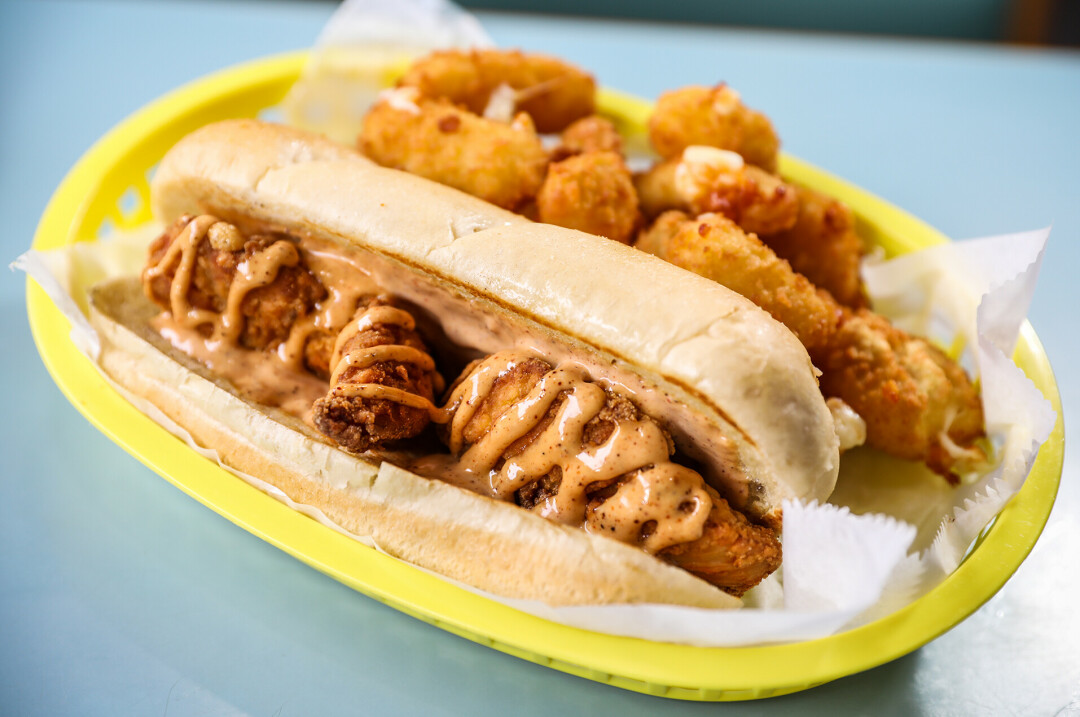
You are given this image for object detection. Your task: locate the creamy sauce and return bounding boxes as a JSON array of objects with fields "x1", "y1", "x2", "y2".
[
  {"x1": 278, "y1": 243, "x2": 382, "y2": 371},
  {"x1": 144, "y1": 215, "x2": 301, "y2": 345},
  {"x1": 143, "y1": 215, "x2": 220, "y2": 331},
  {"x1": 152, "y1": 315, "x2": 329, "y2": 423},
  {"x1": 152, "y1": 217, "x2": 452, "y2": 429},
  {"x1": 329, "y1": 305, "x2": 421, "y2": 381},
  {"x1": 327, "y1": 302, "x2": 447, "y2": 421},
  {"x1": 278, "y1": 315, "x2": 319, "y2": 370},
  {"x1": 411, "y1": 351, "x2": 711, "y2": 554}
]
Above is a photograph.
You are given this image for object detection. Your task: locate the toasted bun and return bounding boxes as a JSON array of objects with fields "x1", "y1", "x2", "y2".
[
  {"x1": 150, "y1": 120, "x2": 840, "y2": 522},
  {"x1": 90, "y1": 278, "x2": 739, "y2": 608}
]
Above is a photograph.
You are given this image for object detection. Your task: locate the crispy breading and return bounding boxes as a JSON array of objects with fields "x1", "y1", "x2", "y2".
[
  {"x1": 448, "y1": 355, "x2": 781, "y2": 594},
  {"x1": 636, "y1": 149, "x2": 799, "y2": 236},
  {"x1": 634, "y1": 211, "x2": 985, "y2": 479},
  {"x1": 635, "y1": 211, "x2": 840, "y2": 352},
  {"x1": 814, "y1": 309, "x2": 985, "y2": 480},
  {"x1": 302, "y1": 330, "x2": 335, "y2": 381},
  {"x1": 556, "y1": 115, "x2": 624, "y2": 157},
  {"x1": 397, "y1": 48, "x2": 596, "y2": 133},
  {"x1": 144, "y1": 218, "x2": 325, "y2": 351},
  {"x1": 312, "y1": 299, "x2": 438, "y2": 452},
  {"x1": 536, "y1": 151, "x2": 641, "y2": 244},
  {"x1": 359, "y1": 95, "x2": 548, "y2": 210},
  {"x1": 661, "y1": 486, "x2": 782, "y2": 596},
  {"x1": 649, "y1": 84, "x2": 780, "y2": 172},
  {"x1": 461, "y1": 356, "x2": 550, "y2": 447},
  {"x1": 762, "y1": 185, "x2": 868, "y2": 309}
]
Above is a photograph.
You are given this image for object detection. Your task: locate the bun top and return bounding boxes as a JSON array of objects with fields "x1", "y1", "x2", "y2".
[{"x1": 151, "y1": 119, "x2": 840, "y2": 519}]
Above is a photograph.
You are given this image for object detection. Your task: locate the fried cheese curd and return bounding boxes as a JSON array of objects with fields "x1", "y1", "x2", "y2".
[
  {"x1": 817, "y1": 310, "x2": 985, "y2": 479},
  {"x1": 762, "y1": 185, "x2": 868, "y2": 309},
  {"x1": 312, "y1": 298, "x2": 442, "y2": 453},
  {"x1": 536, "y1": 150, "x2": 641, "y2": 244},
  {"x1": 555, "y1": 114, "x2": 624, "y2": 157},
  {"x1": 424, "y1": 351, "x2": 781, "y2": 595},
  {"x1": 636, "y1": 210, "x2": 839, "y2": 352},
  {"x1": 649, "y1": 84, "x2": 780, "y2": 173},
  {"x1": 358, "y1": 91, "x2": 549, "y2": 210},
  {"x1": 397, "y1": 48, "x2": 596, "y2": 133},
  {"x1": 635, "y1": 212, "x2": 985, "y2": 480},
  {"x1": 635, "y1": 145, "x2": 799, "y2": 236}
]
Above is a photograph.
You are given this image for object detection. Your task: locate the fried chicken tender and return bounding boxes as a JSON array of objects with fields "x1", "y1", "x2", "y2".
[
  {"x1": 762, "y1": 185, "x2": 868, "y2": 309},
  {"x1": 456, "y1": 356, "x2": 551, "y2": 448},
  {"x1": 397, "y1": 49, "x2": 596, "y2": 133},
  {"x1": 635, "y1": 146, "x2": 799, "y2": 236},
  {"x1": 634, "y1": 212, "x2": 985, "y2": 480},
  {"x1": 649, "y1": 84, "x2": 780, "y2": 172},
  {"x1": 312, "y1": 298, "x2": 439, "y2": 453},
  {"x1": 143, "y1": 216, "x2": 325, "y2": 351},
  {"x1": 636, "y1": 211, "x2": 839, "y2": 352},
  {"x1": 816, "y1": 310, "x2": 984, "y2": 480},
  {"x1": 359, "y1": 92, "x2": 548, "y2": 210},
  {"x1": 555, "y1": 115, "x2": 624, "y2": 158},
  {"x1": 660, "y1": 486, "x2": 782, "y2": 595},
  {"x1": 445, "y1": 352, "x2": 781, "y2": 595},
  {"x1": 536, "y1": 151, "x2": 641, "y2": 244}
]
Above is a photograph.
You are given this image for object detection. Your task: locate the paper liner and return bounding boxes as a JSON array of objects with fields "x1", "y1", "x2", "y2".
[
  {"x1": 281, "y1": 0, "x2": 492, "y2": 145},
  {"x1": 859, "y1": 229, "x2": 1055, "y2": 601}
]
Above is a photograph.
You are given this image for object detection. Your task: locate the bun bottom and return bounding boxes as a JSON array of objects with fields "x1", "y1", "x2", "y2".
[{"x1": 89, "y1": 278, "x2": 740, "y2": 609}]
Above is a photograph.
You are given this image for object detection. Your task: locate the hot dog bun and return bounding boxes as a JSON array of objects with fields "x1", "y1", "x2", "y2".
[
  {"x1": 90, "y1": 119, "x2": 840, "y2": 606},
  {"x1": 90, "y1": 277, "x2": 739, "y2": 608}
]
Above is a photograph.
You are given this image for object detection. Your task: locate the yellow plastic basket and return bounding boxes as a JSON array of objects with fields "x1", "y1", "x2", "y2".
[{"x1": 27, "y1": 51, "x2": 1064, "y2": 701}]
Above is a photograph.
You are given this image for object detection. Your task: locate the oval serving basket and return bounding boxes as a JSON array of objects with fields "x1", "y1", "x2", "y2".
[{"x1": 27, "y1": 51, "x2": 1064, "y2": 701}]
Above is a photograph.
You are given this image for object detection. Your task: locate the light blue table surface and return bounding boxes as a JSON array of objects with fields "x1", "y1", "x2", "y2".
[{"x1": 2, "y1": 1, "x2": 1078, "y2": 714}]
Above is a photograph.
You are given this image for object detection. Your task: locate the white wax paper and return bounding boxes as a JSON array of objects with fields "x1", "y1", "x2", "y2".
[{"x1": 281, "y1": 0, "x2": 492, "y2": 144}]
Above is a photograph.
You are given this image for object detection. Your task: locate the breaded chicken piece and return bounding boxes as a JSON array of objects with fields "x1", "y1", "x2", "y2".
[
  {"x1": 635, "y1": 146, "x2": 799, "y2": 236},
  {"x1": 536, "y1": 151, "x2": 641, "y2": 244},
  {"x1": 457, "y1": 356, "x2": 551, "y2": 448},
  {"x1": 649, "y1": 84, "x2": 780, "y2": 172},
  {"x1": 762, "y1": 185, "x2": 868, "y2": 309},
  {"x1": 312, "y1": 298, "x2": 439, "y2": 453},
  {"x1": 446, "y1": 353, "x2": 781, "y2": 595},
  {"x1": 359, "y1": 92, "x2": 548, "y2": 210},
  {"x1": 661, "y1": 486, "x2": 783, "y2": 596},
  {"x1": 302, "y1": 330, "x2": 335, "y2": 381},
  {"x1": 143, "y1": 216, "x2": 325, "y2": 351},
  {"x1": 397, "y1": 48, "x2": 596, "y2": 133}
]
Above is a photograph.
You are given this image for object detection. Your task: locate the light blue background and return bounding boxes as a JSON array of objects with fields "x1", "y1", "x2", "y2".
[{"x1": 2, "y1": 1, "x2": 1078, "y2": 714}]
